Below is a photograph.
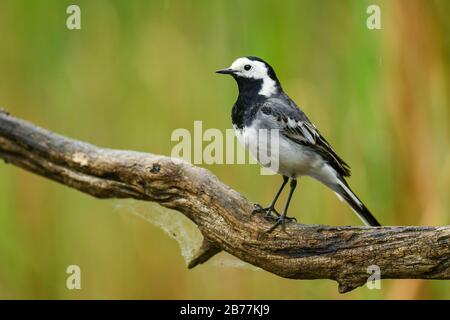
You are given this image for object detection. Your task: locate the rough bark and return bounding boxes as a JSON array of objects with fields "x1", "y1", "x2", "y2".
[{"x1": 0, "y1": 108, "x2": 448, "y2": 293}]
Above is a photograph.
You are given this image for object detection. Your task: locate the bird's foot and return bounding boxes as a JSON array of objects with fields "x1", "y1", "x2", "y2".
[
  {"x1": 252, "y1": 204, "x2": 280, "y2": 219},
  {"x1": 265, "y1": 215, "x2": 297, "y2": 233}
]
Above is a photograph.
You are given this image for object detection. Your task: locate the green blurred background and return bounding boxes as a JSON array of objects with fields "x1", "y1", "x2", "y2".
[{"x1": 0, "y1": 0, "x2": 449, "y2": 299}]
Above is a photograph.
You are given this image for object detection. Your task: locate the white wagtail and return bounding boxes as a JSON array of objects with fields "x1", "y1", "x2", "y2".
[{"x1": 216, "y1": 56, "x2": 381, "y2": 232}]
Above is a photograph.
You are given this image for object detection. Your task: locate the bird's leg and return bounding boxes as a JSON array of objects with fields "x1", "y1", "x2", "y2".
[
  {"x1": 266, "y1": 178, "x2": 298, "y2": 233},
  {"x1": 252, "y1": 176, "x2": 289, "y2": 219}
]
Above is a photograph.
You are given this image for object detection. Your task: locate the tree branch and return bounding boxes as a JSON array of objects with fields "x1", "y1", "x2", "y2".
[{"x1": 0, "y1": 108, "x2": 449, "y2": 293}]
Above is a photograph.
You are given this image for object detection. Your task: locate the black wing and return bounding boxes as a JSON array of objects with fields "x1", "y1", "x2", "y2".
[{"x1": 259, "y1": 96, "x2": 351, "y2": 177}]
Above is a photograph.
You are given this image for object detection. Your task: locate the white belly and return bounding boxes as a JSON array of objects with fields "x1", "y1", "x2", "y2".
[{"x1": 234, "y1": 125, "x2": 324, "y2": 177}]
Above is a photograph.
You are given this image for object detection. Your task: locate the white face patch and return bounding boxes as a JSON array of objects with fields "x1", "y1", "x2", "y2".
[{"x1": 228, "y1": 57, "x2": 278, "y2": 97}]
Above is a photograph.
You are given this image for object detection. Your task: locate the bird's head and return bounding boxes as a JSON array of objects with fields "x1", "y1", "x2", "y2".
[{"x1": 216, "y1": 56, "x2": 281, "y2": 97}]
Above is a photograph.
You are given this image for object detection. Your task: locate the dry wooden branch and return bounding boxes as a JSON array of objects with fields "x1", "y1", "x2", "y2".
[{"x1": 0, "y1": 108, "x2": 449, "y2": 293}]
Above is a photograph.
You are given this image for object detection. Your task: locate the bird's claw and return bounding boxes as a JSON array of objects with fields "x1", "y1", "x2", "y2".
[
  {"x1": 265, "y1": 215, "x2": 297, "y2": 233},
  {"x1": 285, "y1": 216, "x2": 297, "y2": 223},
  {"x1": 252, "y1": 203, "x2": 265, "y2": 213},
  {"x1": 252, "y1": 204, "x2": 280, "y2": 219}
]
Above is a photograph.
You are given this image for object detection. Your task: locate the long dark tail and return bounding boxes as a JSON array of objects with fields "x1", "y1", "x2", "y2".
[{"x1": 335, "y1": 177, "x2": 381, "y2": 226}]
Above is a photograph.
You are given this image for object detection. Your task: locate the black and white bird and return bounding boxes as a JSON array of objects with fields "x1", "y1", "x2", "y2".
[{"x1": 216, "y1": 56, "x2": 381, "y2": 232}]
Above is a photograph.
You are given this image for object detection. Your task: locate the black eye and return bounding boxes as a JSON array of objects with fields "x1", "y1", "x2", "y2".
[{"x1": 244, "y1": 64, "x2": 252, "y2": 71}]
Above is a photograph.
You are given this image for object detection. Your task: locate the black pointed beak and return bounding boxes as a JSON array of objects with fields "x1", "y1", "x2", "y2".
[{"x1": 215, "y1": 68, "x2": 235, "y2": 75}]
